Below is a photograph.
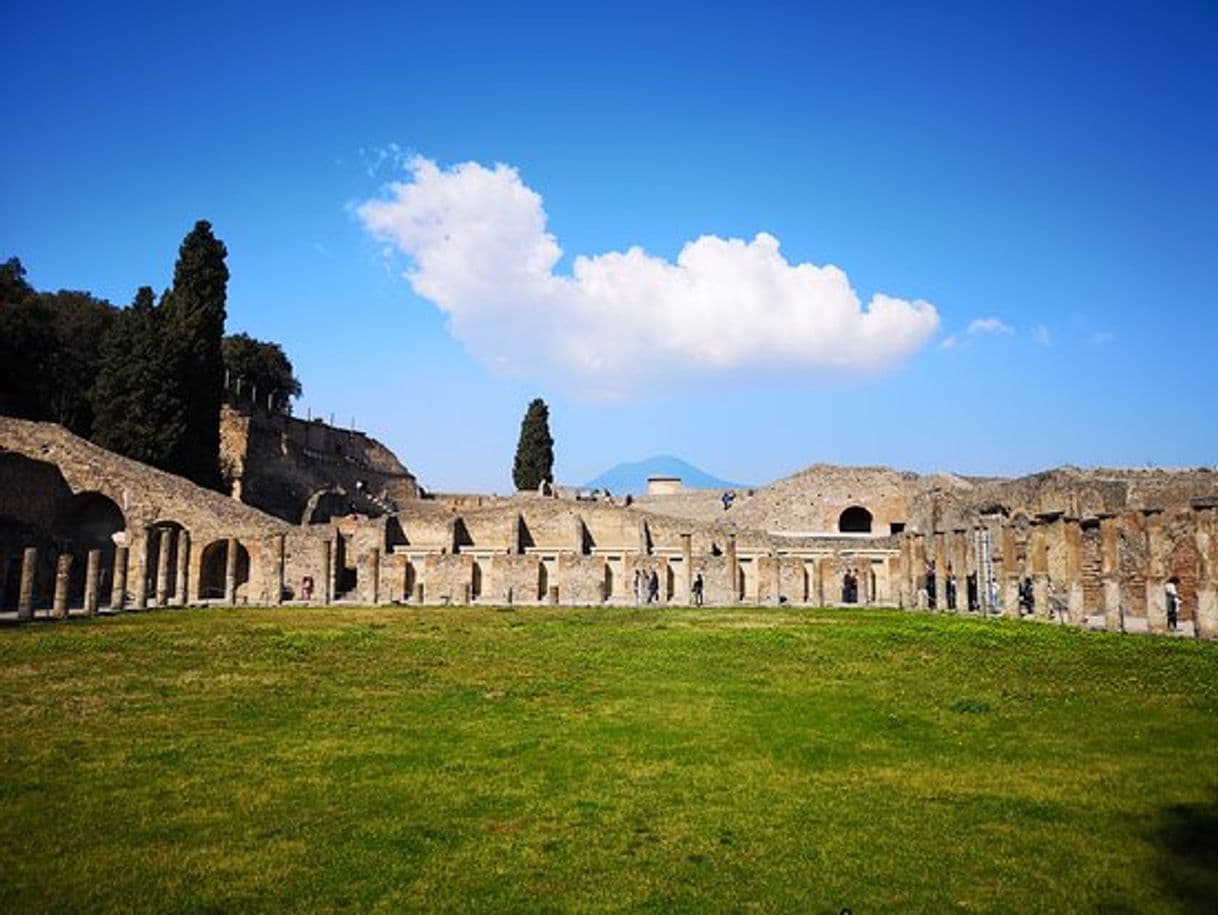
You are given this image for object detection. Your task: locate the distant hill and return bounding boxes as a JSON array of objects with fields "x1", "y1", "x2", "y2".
[{"x1": 584, "y1": 455, "x2": 748, "y2": 494}]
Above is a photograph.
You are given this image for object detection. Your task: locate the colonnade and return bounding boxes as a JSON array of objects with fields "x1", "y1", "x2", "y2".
[{"x1": 900, "y1": 500, "x2": 1218, "y2": 637}]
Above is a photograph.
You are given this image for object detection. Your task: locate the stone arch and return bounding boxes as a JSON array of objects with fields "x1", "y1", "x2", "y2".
[
  {"x1": 54, "y1": 491, "x2": 126, "y2": 607},
  {"x1": 198, "y1": 539, "x2": 250, "y2": 601},
  {"x1": 839, "y1": 506, "x2": 873, "y2": 534}
]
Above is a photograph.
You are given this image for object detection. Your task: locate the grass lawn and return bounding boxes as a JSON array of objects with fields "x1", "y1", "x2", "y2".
[{"x1": 1, "y1": 605, "x2": 1216, "y2": 913}]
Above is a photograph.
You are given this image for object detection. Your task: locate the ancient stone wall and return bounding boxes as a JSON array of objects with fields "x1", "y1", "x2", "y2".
[{"x1": 221, "y1": 404, "x2": 418, "y2": 524}]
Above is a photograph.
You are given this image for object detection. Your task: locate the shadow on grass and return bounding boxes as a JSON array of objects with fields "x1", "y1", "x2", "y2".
[{"x1": 1151, "y1": 788, "x2": 1218, "y2": 913}]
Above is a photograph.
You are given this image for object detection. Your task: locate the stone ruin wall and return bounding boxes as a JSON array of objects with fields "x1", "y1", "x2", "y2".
[
  {"x1": 3, "y1": 416, "x2": 1217, "y2": 640},
  {"x1": 220, "y1": 404, "x2": 419, "y2": 524}
]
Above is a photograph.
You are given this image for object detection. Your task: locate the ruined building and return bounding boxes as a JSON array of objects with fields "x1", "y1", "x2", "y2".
[{"x1": 2, "y1": 414, "x2": 1216, "y2": 639}]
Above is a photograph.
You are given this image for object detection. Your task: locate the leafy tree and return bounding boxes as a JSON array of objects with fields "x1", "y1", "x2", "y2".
[
  {"x1": 91, "y1": 287, "x2": 186, "y2": 469},
  {"x1": 512, "y1": 398, "x2": 555, "y2": 491},
  {"x1": 222, "y1": 333, "x2": 302, "y2": 413},
  {"x1": 0, "y1": 257, "x2": 116, "y2": 435},
  {"x1": 162, "y1": 221, "x2": 229, "y2": 489}
]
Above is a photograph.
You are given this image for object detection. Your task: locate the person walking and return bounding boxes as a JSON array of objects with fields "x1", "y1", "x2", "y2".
[
  {"x1": 1166, "y1": 577, "x2": 1180, "y2": 631},
  {"x1": 648, "y1": 570, "x2": 660, "y2": 604},
  {"x1": 692, "y1": 572, "x2": 704, "y2": 607}
]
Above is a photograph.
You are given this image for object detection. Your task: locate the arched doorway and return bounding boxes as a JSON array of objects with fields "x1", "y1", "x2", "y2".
[
  {"x1": 839, "y1": 506, "x2": 873, "y2": 534},
  {"x1": 198, "y1": 539, "x2": 250, "y2": 601},
  {"x1": 54, "y1": 491, "x2": 125, "y2": 607}
]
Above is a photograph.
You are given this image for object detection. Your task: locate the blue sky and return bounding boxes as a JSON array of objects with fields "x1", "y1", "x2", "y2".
[{"x1": 4, "y1": 1, "x2": 1216, "y2": 492}]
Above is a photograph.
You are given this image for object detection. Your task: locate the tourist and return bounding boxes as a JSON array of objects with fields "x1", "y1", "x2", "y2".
[
  {"x1": 648, "y1": 570, "x2": 660, "y2": 603},
  {"x1": 633, "y1": 569, "x2": 643, "y2": 605},
  {"x1": 1166, "y1": 577, "x2": 1180, "y2": 630},
  {"x1": 692, "y1": 572, "x2": 704, "y2": 606},
  {"x1": 926, "y1": 560, "x2": 937, "y2": 610}
]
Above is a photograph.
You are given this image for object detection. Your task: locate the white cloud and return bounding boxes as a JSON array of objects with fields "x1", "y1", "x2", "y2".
[
  {"x1": 357, "y1": 157, "x2": 940, "y2": 395},
  {"x1": 1032, "y1": 323, "x2": 1051, "y2": 345},
  {"x1": 967, "y1": 317, "x2": 1014, "y2": 336},
  {"x1": 939, "y1": 335, "x2": 959, "y2": 350}
]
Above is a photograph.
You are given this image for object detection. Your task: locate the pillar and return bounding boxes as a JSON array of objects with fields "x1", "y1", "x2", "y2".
[
  {"x1": 132, "y1": 527, "x2": 151, "y2": 610},
  {"x1": 1026, "y1": 521, "x2": 1048, "y2": 620},
  {"x1": 52, "y1": 552, "x2": 72, "y2": 619},
  {"x1": 174, "y1": 532, "x2": 190, "y2": 605},
  {"x1": 17, "y1": 547, "x2": 37, "y2": 621},
  {"x1": 0, "y1": 545, "x2": 9, "y2": 610},
  {"x1": 859, "y1": 558, "x2": 872, "y2": 605},
  {"x1": 321, "y1": 539, "x2": 332, "y2": 605},
  {"x1": 639, "y1": 519, "x2": 651, "y2": 556},
  {"x1": 1194, "y1": 501, "x2": 1218, "y2": 638},
  {"x1": 912, "y1": 533, "x2": 927, "y2": 610},
  {"x1": 725, "y1": 534, "x2": 738, "y2": 604},
  {"x1": 369, "y1": 548, "x2": 381, "y2": 604},
  {"x1": 1061, "y1": 517, "x2": 1084, "y2": 625},
  {"x1": 898, "y1": 533, "x2": 912, "y2": 609},
  {"x1": 1000, "y1": 523, "x2": 1021, "y2": 619},
  {"x1": 272, "y1": 534, "x2": 285, "y2": 606},
  {"x1": 155, "y1": 527, "x2": 174, "y2": 606},
  {"x1": 111, "y1": 545, "x2": 128, "y2": 610},
  {"x1": 1099, "y1": 514, "x2": 1124, "y2": 632},
  {"x1": 224, "y1": 537, "x2": 238, "y2": 605},
  {"x1": 681, "y1": 533, "x2": 693, "y2": 605},
  {"x1": 83, "y1": 549, "x2": 101, "y2": 616},
  {"x1": 952, "y1": 529, "x2": 968, "y2": 613},
  {"x1": 932, "y1": 532, "x2": 948, "y2": 610},
  {"x1": 1143, "y1": 509, "x2": 1168, "y2": 634}
]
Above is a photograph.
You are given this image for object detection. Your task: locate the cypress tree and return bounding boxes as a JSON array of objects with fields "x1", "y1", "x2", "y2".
[
  {"x1": 162, "y1": 221, "x2": 229, "y2": 489},
  {"x1": 512, "y1": 398, "x2": 555, "y2": 491},
  {"x1": 91, "y1": 287, "x2": 186, "y2": 469}
]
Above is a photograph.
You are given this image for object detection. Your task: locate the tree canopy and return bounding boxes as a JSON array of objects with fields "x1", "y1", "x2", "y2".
[
  {"x1": 222, "y1": 333, "x2": 302, "y2": 414},
  {"x1": 512, "y1": 398, "x2": 555, "y2": 491}
]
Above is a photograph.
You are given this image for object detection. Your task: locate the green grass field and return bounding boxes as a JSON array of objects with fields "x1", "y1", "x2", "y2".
[{"x1": 1, "y1": 605, "x2": 1216, "y2": 913}]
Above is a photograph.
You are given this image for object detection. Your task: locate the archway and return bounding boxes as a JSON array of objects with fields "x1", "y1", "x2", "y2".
[
  {"x1": 198, "y1": 539, "x2": 250, "y2": 601},
  {"x1": 54, "y1": 491, "x2": 125, "y2": 607},
  {"x1": 838, "y1": 506, "x2": 873, "y2": 534}
]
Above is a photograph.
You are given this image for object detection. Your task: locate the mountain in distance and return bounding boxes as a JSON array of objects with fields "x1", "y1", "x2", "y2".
[{"x1": 584, "y1": 455, "x2": 749, "y2": 494}]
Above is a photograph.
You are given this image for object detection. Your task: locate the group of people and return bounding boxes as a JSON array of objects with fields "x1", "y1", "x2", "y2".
[{"x1": 631, "y1": 570, "x2": 705, "y2": 605}]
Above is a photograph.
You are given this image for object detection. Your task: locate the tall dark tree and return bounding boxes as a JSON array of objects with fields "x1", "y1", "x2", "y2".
[
  {"x1": 91, "y1": 287, "x2": 186, "y2": 469},
  {"x1": 222, "y1": 333, "x2": 302, "y2": 414},
  {"x1": 512, "y1": 398, "x2": 555, "y2": 491},
  {"x1": 162, "y1": 221, "x2": 229, "y2": 489}
]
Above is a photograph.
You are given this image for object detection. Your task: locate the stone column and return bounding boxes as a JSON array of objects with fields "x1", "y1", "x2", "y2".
[
  {"x1": 0, "y1": 545, "x2": 9, "y2": 610},
  {"x1": 111, "y1": 545, "x2": 128, "y2": 610},
  {"x1": 174, "y1": 532, "x2": 190, "y2": 605},
  {"x1": 52, "y1": 552, "x2": 72, "y2": 619},
  {"x1": 952, "y1": 529, "x2": 968, "y2": 613},
  {"x1": 933, "y1": 532, "x2": 948, "y2": 610},
  {"x1": 1030, "y1": 520, "x2": 1049, "y2": 621},
  {"x1": 639, "y1": 519, "x2": 651, "y2": 556},
  {"x1": 725, "y1": 534, "x2": 738, "y2": 604},
  {"x1": 224, "y1": 537, "x2": 239, "y2": 605},
  {"x1": 573, "y1": 516, "x2": 586, "y2": 555},
  {"x1": 272, "y1": 534, "x2": 285, "y2": 606},
  {"x1": 859, "y1": 559, "x2": 872, "y2": 605},
  {"x1": 681, "y1": 533, "x2": 693, "y2": 605},
  {"x1": 897, "y1": 533, "x2": 912, "y2": 609},
  {"x1": 17, "y1": 547, "x2": 37, "y2": 621},
  {"x1": 1060, "y1": 517, "x2": 1084, "y2": 624},
  {"x1": 1194, "y1": 501, "x2": 1218, "y2": 639},
  {"x1": 1143, "y1": 509, "x2": 1168, "y2": 634},
  {"x1": 1099, "y1": 514, "x2": 1124, "y2": 632},
  {"x1": 911, "y1": 533, "x2": 927, "y2": 610},
  {"x1": 999, "y1": 523, "x2": 1020, "y2": 619},
  {"x1": 155, "y1": 528, "x2": 174, "y2": 607},
  {"x1": 83, "y1": 549, "x2": 101, "y2": 616},
  {"x1": 132, "y1": 528, "x2": 151, "y2": 610},
  {"x1": 321, "y1": 540, "x2": 332, "y2": 605},
  {"x1": 813, "y1": 558, "x2": 826, "y2": 606},
  {"x1": 369, "y1": 548, "x2": 381, "y2": 604}
]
